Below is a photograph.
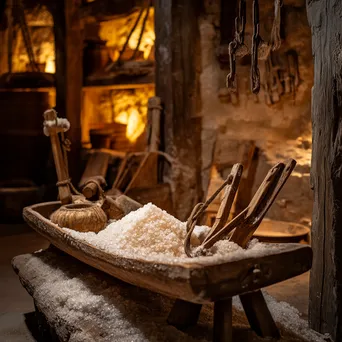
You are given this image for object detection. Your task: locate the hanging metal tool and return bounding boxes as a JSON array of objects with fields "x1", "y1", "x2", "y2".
[
  {"x1": 270, "y1": 0, "x2": 283, "y2": 51},
  {"x1": 250, "y1": 0, "x2": 261, "y2": 94},
  {"x1": 226, "y1": 0, "x2": 283, "y2": 95},
  {"x1": 226, "y1": 0, "x2": 246, "y2": 92}
]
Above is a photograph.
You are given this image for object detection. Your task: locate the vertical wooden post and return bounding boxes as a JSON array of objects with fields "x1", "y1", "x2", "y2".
[
  {"x1": 154, "y1": 0, "x2": 202, "y2": 220},
  {"x1": 50, "y1": 0, "x2": 83, "y2": 182},
  {"x1": 307, "y1": 1, "x2": 342, "y2": 340}
]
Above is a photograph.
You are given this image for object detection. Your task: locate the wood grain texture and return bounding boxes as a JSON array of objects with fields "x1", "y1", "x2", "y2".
[
  {"x1": 50, "y1": 0, "x2": 83, "y2": 182},
  {"x1": 307, "y1": 1, "x2": 342, "y2": 340},
  {"x1": 154, "y1": 0, "x2": 202, "y2": 221},
  {"x1": 79, "y1": 152, "x2": 110, "y2": 188},
  {"x1": 240, "y1": 290, "x2": 280, "y2": 339},
  {"x1": 23, "y1": 201, "x2": 312, "y2": 304}
]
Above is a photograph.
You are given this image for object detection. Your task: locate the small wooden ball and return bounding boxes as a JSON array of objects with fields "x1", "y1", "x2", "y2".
[{"x1": 51, "y1": 203, "x2": 107, "y2": 233}]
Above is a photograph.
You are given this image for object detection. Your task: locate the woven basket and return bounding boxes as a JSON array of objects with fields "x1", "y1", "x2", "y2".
[{"x1": 51, "y1": 203, "x2": 107, "y2": 233}]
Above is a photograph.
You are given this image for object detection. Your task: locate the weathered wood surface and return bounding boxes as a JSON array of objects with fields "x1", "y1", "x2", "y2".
[
  {"x1": 49, "y1": 0, "x2": 83, "y2": 182},
  {"x1": 147, "y1": 96, "x2": 162, "y2": 152},
  {"x1": 79, "y1": 151, "x2": 111, "y2": 188},
  {"x1": 240, "y1": 290, "x2": 280, "y2": 339},
  {"x1": 154, "y1": 0, "x2": 202, "y2": 221},
  {"x1": 126, "y1": 183, "x2": 174, "y2": 214},
  {"x1": 23, "y1": 201, "x2": 312, "y2": 304},
  {"x1": 12, "y1": 249, "x2": 319, "y2": 342},
  {"x1": 307, "y1": 1, "x2": 342, "y2": 340}
]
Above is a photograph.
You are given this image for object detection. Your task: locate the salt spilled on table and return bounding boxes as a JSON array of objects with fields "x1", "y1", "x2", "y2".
[{"x1": 63, "y1": 202, "x2": 276, "y2": 263}]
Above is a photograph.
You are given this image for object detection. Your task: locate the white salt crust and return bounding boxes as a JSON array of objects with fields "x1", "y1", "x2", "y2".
[
  {"x1": 63, "y1": 203, "x2": 295, "y2": 266},
  {"x1": 18, "y1": 251, "x2": 327, "y2": 342}
]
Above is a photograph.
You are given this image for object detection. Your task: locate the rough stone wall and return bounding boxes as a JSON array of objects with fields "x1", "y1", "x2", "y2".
[{"x1": 199, "y1": 0, "x2": 313, "y2": 224}]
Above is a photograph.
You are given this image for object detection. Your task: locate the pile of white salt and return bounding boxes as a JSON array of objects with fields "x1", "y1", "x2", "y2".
[{"x1": 63, "y1": 203, "x2": 277, "y2": 263}]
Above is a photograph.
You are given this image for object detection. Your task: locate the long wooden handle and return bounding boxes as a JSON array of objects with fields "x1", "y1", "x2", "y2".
[
  {"x1": 147, "y1": 96, "x2": 162, "y2": 152},
  {"x1": 44, "y1": 109, "x2": 72, "y2": 204},
  {"x1": 203, "y1": 164, "x2": 243, "y2": 244}
]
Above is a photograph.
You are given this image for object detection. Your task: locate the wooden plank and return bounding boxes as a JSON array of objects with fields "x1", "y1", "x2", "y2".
[
  {"x1": 239, "y1": 290, "x2": 280, "y2": 339},
  {"x1": 306, "y1": 1, "x2": 342, "y2": 340},
  {"x1": 154, "y1": 0, "x2": 202, "y2": 220},
  {"x1": 213, "y1": 298, "x2": 232, "y2": 342},
  {"x1": 125, "y1": 152, "x2": 158, "y2": 192},
  {"x1": 49, "y1": 0, "x2": 83, "y2": 182}
]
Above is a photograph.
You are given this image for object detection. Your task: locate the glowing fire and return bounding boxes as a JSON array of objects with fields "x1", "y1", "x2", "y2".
[
  {"x1": 11, "y1": 6, "x2": 55, "y2": 73},
  {"x1": 99, "y1": 8, "x2": 155, "y2": 61},
  {"x1": 111, "y1": 87, "x2": 154, "y2": 142}
]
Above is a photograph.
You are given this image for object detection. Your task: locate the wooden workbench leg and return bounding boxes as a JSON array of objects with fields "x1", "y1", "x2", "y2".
[
  {"x1": 213, "y1": 298, "x2": 233, "y2": 342},
  {"x1": 239, "y1": 290, "x2": 280, "y2": 339},
  {"x1": 167, "y1": 299, "x2": 202, "y2": 330}
]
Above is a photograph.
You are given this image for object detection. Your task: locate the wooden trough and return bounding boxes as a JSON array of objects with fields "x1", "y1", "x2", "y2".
[{"x1": 23, "y1": 200, "x2": 312, "y2": 341}]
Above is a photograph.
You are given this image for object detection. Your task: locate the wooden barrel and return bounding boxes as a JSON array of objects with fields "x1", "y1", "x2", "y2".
[
  {"x1": 0, "y1": 179, "x2": 43, "y2": 223},
  {"x1": 0, "y1": 91, "x2": 51, "y2": 184}
]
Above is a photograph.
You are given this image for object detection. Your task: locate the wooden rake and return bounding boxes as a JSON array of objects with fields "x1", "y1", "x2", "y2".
[{"x1": 184, "y1": 159, "x2": 296, "y2": 256}]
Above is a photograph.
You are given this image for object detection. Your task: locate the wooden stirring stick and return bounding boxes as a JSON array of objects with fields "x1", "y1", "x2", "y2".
[
  {"x1": 203, "y1": 164, "x2": 243, "y2": 244},
  {"x1": 43, "y1": 109, "x2": 72, "y2": 205}
]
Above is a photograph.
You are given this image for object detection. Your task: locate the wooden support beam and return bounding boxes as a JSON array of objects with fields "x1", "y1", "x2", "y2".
[
  {"x1": 79, "y1": 0, "x2": 137, "y2": 21},
  {"x1": 49, "y1": 0, "x2": 83, "y2": 183},
  {"x1": 307, "y1": 1, "x2": 342, "y2": 340},
  {"x1": 154, "y1": 0, "x2": 202, "y2": 220}
]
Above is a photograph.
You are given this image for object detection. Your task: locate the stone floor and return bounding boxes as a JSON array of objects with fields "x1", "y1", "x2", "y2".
[{"x1": 0, "y1": 223, "x2": 310, "y2": 342}]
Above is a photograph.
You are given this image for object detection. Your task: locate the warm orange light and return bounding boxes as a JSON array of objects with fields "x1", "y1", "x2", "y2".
[
  {"x1": 99, "y1": 8, "x2": 155, "y2": 61},
  {"x1": 111, "y1": 87, "x2": 155, "y2": 143}
]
